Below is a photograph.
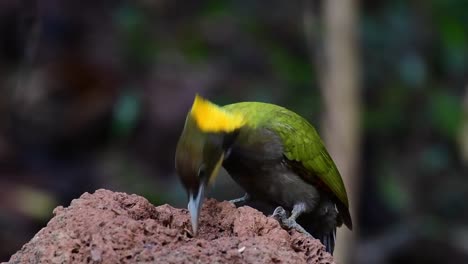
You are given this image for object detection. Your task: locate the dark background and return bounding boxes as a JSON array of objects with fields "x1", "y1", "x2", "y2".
[{"x1": 0, "y1": 1, "x2": 467, "y2": 263}]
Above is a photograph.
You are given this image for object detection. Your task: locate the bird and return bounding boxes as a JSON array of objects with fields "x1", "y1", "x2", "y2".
[{"x1": 175, "y1": 95, "x2": 352, "y2": 254}]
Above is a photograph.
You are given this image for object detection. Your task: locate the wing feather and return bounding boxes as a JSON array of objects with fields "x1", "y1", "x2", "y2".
[{"x1": 223, "y1": 102, "x2": 352, "y2": 228}]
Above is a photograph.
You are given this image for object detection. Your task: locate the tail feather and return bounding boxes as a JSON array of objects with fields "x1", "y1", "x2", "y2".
[
  {"x1": 336, "y1": 201, "x2": 353, "y2": 230},
  {"x1": 321, "y1": 228, "x2": 336, "y2": 254}
]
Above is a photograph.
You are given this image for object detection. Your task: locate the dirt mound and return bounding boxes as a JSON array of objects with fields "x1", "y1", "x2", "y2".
[{"x1": 7, "y1": 189, "x2": 334, "y2": 264}]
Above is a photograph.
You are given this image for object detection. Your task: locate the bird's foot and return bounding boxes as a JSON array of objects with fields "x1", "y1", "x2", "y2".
[
  {"x1": 229, "y1": 193, "x2": 250, "y2": 206},
  {"x1": 272, "y1": 206, "x2": 289, "y2": 220},
  {"x1": 272, "y1": 206, "x2": 313, "y2": 238},
  {"x1": 281, "y1": 218, "x2": 313, "y2": 237}
]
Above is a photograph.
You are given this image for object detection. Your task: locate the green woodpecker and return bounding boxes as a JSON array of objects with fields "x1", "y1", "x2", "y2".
[{"x1": 175, "y1": 95, "x2": 352, "y2": 254}]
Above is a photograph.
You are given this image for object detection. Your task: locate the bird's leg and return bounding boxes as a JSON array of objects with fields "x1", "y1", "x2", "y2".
[
  {"x1": 229, "y1": 193, "x2": 250, "y2": 206},
  {"x1": 272, "y1": 204, "x2": 314, "y2": 238}
]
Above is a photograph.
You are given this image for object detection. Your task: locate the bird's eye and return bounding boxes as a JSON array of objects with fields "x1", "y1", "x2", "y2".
[{"x1": 197, "y1": 165, "x2": 206, "y2": 179}]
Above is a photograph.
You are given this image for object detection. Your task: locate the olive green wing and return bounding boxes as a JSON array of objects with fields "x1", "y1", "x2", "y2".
[
  {"x1": 224, "y1": 102, "x2": 352, "y2": 229},
  {"x1": 272, "y1": 110, "x2": 349, "y2": 205},
  {"x1": 265, "y1": 106, "x2": 352, "y2": 229}
]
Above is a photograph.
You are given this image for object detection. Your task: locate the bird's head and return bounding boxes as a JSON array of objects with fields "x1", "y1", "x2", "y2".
[{"x1": 175, "y1": 95, "x2": 244, "y2": 235}]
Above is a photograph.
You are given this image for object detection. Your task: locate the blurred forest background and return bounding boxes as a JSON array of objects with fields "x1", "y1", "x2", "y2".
[{"x1": 0, "y1": 0, "x2": 467, "y2": 263}]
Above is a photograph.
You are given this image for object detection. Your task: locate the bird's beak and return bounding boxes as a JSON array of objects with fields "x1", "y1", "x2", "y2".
[
  {"x1": 188, "y1": 183, "x2": 205, "y2": 235},
  {"x1": 187, "y1": 152, "x2": 224, "y2": 235}
]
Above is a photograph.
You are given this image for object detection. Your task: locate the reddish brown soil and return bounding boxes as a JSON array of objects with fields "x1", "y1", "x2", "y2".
[{"x1": 7, "y1": 189, "x2": 335, "y2": 264}]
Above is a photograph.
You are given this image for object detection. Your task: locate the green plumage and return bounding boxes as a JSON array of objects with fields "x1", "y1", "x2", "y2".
[
  {"x1": 223, "y1": 102, "x2": 351, "y2": 228},
  {"x1": 175, "y1": 96, "x2": 353, "y2": 254}
]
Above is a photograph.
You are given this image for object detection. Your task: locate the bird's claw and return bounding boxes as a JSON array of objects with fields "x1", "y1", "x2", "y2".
[
  {"x1": 281, "y1": 219, "x2": 313, "y2": 237},
  {"x1": 229, "y1": 193, "x2": 250, "y2": 206},
  {"x1": 272, "y1": 206, "x2": 313, "y2": 238},
  {"x1": 272, "y1": 206, "x2": 288, "y2": 220}
]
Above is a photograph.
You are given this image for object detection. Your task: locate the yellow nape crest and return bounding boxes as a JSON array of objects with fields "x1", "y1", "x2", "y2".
[{"x1": 190, "y1": 95, "x2": 244, "y2": 132}]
